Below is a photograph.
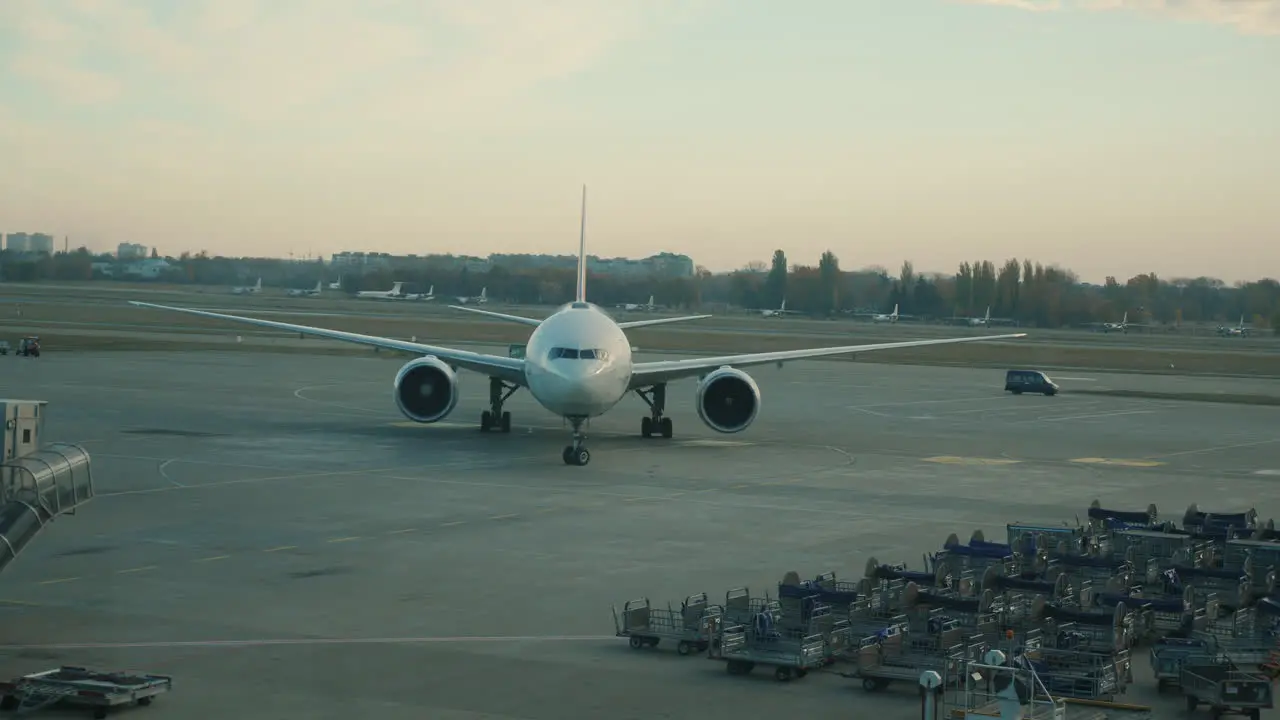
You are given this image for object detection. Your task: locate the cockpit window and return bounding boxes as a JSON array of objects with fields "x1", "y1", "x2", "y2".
[{"x1": 547, "y1": 347, "x2": 609, "y2": 361}]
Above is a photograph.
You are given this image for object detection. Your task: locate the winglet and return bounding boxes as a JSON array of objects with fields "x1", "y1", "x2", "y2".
[{"x1": 576, "y1": 185, "x2": 587, "y2": 303}]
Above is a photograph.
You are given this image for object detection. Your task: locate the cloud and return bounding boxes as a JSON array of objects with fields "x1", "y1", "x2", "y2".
[
  {"x1": 954, "y1": 0, "x2": 1280, "y2": 35},
  {"x1": 0, "y1": 0, "x2": 712, "y2": 125}
]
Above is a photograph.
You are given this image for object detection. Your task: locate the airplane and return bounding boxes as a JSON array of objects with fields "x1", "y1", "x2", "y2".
[
  {"x1": 872, "y1": 304, "x2": 900, "y2": 324},
  {"x1": 618, "y1": 295, "x2": 658, "y2": 312},
  {"x1": 357, "y1": 282, "x2": 411, "y2": 300},
  {"x1": 1217, "y1": 315, "x2": 1251, "y2": 338},
  {"x1": 455, "y1": 288, "x2": 488, "y2": 305},
  {"x1": 1102, "y1": 312, "x2": 1130, "y2": 333},
  {"x1": 967, "y1": 307, "x2": 991, "y2": 327},
  {"x1": 129, "y1": 187, "x2": 1028, "y2": 467},
  {"x1": 753, "y1": 299, "x2": 799, "y2": 318},
  {"x1": 231, "y1": 278, "x2": 262, "y2": 295},
  {"x1": 287, "y1": 280, "x2": 323, "y2": 297}
]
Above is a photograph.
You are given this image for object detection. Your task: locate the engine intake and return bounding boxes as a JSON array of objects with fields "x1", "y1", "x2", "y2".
[
  {"x1": 393, "y1": 356, "x2": 460, "y2": 423},
  {"x1": 696, "y1": 367, "x2": 761, "y2": 433}
]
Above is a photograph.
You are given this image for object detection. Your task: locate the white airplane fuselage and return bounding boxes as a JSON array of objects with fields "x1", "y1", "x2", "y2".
[{"x1": 522, "y1": 302, "x2": 634, "y2": 419}]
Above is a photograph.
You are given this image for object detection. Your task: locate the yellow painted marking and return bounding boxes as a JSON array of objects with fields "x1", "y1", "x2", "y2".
[
  {"x1": 923, "y1": 456, "x2": 1021, "y2": 466},
  {"x1": 327, "y1": 536, "x2": 361, "y2": 543},
  {"x1": 264, "y1": 545, "x2": 296, "y2": 553},
  {"x1": 1070, "y1": 458, "x2": 1166, "y2": 468},
  {"x1": 386, "y1": 528, "x2": 417, "y2": 535},
  {"x1": 0, "y1": 598, "x2": 40, "y2": 606},
  {"x1": 731, "y1": 484, "x2": 751, "y2": 489},
  {"x1": 116, "y1": 566, "x2": 157, "y2": 575},
  {"x1": 489, "y1": 514, "x2": 518, "y2": 521},
  {"x1": 39, "y1": 577, "x2": 81, "y2": 586},
  {"x1": 441, "y1": 521, "x2": 465, "y2": 527},
  {"x1": 195, "y1": 555, "x2": 230, "y2": 563}
]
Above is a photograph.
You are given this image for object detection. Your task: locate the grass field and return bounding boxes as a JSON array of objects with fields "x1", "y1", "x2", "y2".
[{"x1": 1, "y1": 281, "x2": 1276, "y2": 376}]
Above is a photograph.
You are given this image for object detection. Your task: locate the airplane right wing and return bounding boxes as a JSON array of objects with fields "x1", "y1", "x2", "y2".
[
  {"x1": 129, "y1": 302, "x2": 527, "y2": 385},
  {"x1": 629, "y1": 333, "x2": 1027, "y2": 388}
]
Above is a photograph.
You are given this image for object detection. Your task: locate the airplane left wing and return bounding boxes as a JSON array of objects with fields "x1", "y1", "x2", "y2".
[
  {"x1": 629, "y1": 333, "x2": 1028, "y2": 388},
  {"x1": 128, "y1": 302, "x2": 527, "y2": 385},
  {"x1": 617, "y1": 315, "x2": 712, "y2": 330}
]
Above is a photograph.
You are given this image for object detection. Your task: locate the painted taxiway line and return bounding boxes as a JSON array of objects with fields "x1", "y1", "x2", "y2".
[{"x1": 1070, "y1": 458, "x2": 1166, "y2": 468}]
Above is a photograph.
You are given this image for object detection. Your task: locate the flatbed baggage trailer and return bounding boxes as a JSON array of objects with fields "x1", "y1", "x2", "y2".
[
  {"x1": 612, "y1": 594, "x2": 722, "y2": 655},
  {"x1": 0, "y1": 666, "x2": 172, "y2": 719},
  {"x1": 1180, "y1": 656, "x2": 1273, "y2": 719},
  {"x1": 845, "y1": 628, "x2": 975, "y2": 692},
  {"x1": 705, "y1": 617, "x2": 826, "y2": 682}
]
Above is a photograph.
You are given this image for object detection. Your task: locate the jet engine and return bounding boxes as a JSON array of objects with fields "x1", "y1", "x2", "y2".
[
  {"x1": 393, "y1": 356, "x2": 460, "y2": 423},
  {"x1": 695, "y1": 366, "x2": 761, "y2": 433}
]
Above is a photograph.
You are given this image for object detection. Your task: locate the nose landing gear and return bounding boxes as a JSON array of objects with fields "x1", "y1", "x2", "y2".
[{"x1": 562, "y1": 417, "x2": 590, "y2": 466}]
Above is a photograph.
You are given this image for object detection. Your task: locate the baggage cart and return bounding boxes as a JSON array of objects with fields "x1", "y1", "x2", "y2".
[
  {"x1": 1180, "y1": 655, "x2": 1273, "y2": 719},
  {"x1": 706, "y1": 614, "x2": 826, "y2": 682},
  {"x1": 1150, "y1": 636, "x2": 1212, "y2": 691},
  {"x1": 612, "y1": 594, "x2": 722, "y2": 655},
  {"x1": 0, "y1": 666, "x2": 171, "y2": 719},
  {"x1": 844, "y1": 627, "x2": 974, "y2": 692}
]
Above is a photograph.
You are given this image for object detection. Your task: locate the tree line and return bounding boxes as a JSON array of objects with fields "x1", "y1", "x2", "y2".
[{"x1": 2, "y1": 247, "x2": 1277, "y2": 331}]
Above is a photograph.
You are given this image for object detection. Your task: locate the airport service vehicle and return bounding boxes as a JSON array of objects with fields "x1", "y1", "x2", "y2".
[
  {"x1": 1005, "y1": 369, "x2": 1057, "y2": 396},
  {"x1": 130, "y1": 188, "x2": 1027, "y2": 467},
  {"x1": 16, "y1": 337, "x2": 40, "y2": 358},
  {"x1": 0, "y1": 665, "x2": 172, "y2": 718},
  {"x1": 0, "y1": 340, "x2": 8, "y2": 355}
]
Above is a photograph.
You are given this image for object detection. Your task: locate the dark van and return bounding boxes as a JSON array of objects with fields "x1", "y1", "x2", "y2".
[{"x1": 1005, "y1": 370, "x2": 1058, "y2": 396}]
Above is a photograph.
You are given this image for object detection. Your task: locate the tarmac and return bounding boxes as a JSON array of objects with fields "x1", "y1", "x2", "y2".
[{"x1": 2, "y1": 351, "x2": 1280, "y2": 719}]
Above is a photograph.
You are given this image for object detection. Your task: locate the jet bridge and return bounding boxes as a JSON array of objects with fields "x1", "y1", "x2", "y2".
[{"x1": 1, "y1": 400, "x2": 94, "y2": 574}]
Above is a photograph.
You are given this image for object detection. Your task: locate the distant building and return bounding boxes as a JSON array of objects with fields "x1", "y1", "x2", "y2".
[
  {"x1": 122, "y1": 258, "x2": 172, "y2": 279},
  {"x1": 118, "y1": 242, "x2": 149, "y2": 259},
  {"x1": 328, "y1": 250, "x2": 695, "y2": 279},
  {"x1": 3, "y1": 232, "x2": 54, "y2": 255}
]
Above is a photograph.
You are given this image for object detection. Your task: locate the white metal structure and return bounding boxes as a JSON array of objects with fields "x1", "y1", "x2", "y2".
[
  {"x1": 131, "y1": 187, "x2": 1028, "y2": 466},
  {"x1": 455, "y1": 287, "x2": 487, "y2": 305}
]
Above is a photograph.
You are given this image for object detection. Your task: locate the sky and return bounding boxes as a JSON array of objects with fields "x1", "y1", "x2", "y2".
[{"x1": 0, "y1": 0, "x2": 1277, "y2": 284}]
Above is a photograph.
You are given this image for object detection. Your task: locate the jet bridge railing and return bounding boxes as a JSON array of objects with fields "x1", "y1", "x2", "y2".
[{"x1": 1, "y1": 443, "x2": 94, "y2": 573}]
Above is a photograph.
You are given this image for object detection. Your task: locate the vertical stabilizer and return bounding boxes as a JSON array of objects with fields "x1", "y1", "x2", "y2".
[
  {"x1": 576, "y1": 185, "x2": 588, "y2": 303},
  {"x1": 648, "y1": 295, "x2": 654, "y2": 307},
  {"x1": 984, "y1": 306, "x2": 991, "y2": 322}
]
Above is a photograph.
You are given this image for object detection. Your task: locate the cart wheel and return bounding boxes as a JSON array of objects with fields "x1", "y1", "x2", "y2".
[
  {"x1": 697, "y1": 642, "x2": 709, "y2": 652},
  {"x1": 629, "y1": 636, "x2": 643, "y2": 650},
  {"x1": 796, "y1": 669, "x2": 808, "y2": 679},
  {"x1": 138, "y1": 697, "x2": 152, "y2": 706},
  {"x1": 1185, "y1": 696, "x2": 1197, "y2": 711},
  {"x1": 647, "y1": 638, "x2": 659, "y2": 648},
  {"x1": 862, "y1": 677, "x2": 879, "y2": 692},
  {"x1": 93, "y1": 709, "x2": 108, "y2": 719},
  {"x1": 676, "y1": 641, "x2": 691, "y2": 656},
  {"x1": 1155, "y1": 678, "x2": 1165, "y2": 692},
  {"x1": 775, "y1": 666, "x2": 792, "y2": 682}
]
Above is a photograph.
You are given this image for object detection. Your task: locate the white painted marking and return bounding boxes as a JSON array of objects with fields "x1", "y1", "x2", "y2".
[
  {"x1": 157, "y1": 458, "x2": 184, "y2": 488},
  {"x1": 679, "y1": 440, "x2": 753, "y2": 448},
  {"x1": 1254, "y1": 470, "x2": 1280, "y2": 476},
  {"x1": 1033, "y1": 409, "x2": 1155, "y2": 423},
  {"x1": 1151, "y1": 438, "x2": 1280, "y2": 459},
  {"x1": 1052, "y1": 376, "x2": 1097, "y2": 382}
]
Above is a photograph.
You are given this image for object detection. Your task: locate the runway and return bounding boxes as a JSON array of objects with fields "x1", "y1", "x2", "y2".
[{"x1": 2, "y1": 352, "x2": 1279, "y2": 719}]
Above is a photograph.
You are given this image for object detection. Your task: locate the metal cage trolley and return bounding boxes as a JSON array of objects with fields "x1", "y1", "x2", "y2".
[
  {"x1": 612, "y1": 594, "x2": 722, "y2": 656},
  {"x1": 0, "y1": 666, "x2": 172, "y2": 719}
]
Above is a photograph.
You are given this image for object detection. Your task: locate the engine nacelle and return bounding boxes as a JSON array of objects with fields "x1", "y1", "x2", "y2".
[
  {"x1": 696, "y1": 366, "x2": 761, "y2": 434},
  {"x1": 393, "y1": 356, "x2": 460, "y2": 423}
]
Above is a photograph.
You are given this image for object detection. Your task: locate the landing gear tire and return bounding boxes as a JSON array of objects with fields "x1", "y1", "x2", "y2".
[
  {"x1": 563, "y1": 446, "x2": 590, "y2": 466},
  {"x1": 636, "y1": 384, "x2": 672, "y2": 440},
  {"x1": 482, "y1": 377, "x2": 518, "y2": 433}
]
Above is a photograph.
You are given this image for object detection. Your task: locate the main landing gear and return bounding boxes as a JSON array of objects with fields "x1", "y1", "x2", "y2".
[
  {"x1": 562, "y1": 417, "x2": 590, "y2": 466},
  {"x1": 480, "y1": 377, "x2": 517, "y2": 433},
  {"x1": 636, "y1": 384, "x2": 673, "y2": 439}
]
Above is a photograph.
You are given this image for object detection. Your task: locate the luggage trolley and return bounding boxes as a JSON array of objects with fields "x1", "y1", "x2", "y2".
[
  {"x1": 1149, "y1": 636, "x2": 1213, "y2": 691},
  {"x1": 705, "y1": 612, "x2": 826, "y2": 682},
  {"x1": 1179, "y1": 654, "x2": 1273, "y2": 719},
  {"x1": 0, "y1": 666, "x2": 172, "y2": 719},
  {"x1": 1222, "y1": 539, "x2": 1280, "y2": 596},
  {"x1": 612, "y1": 594, "x2": 723, "y2": 655}
]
